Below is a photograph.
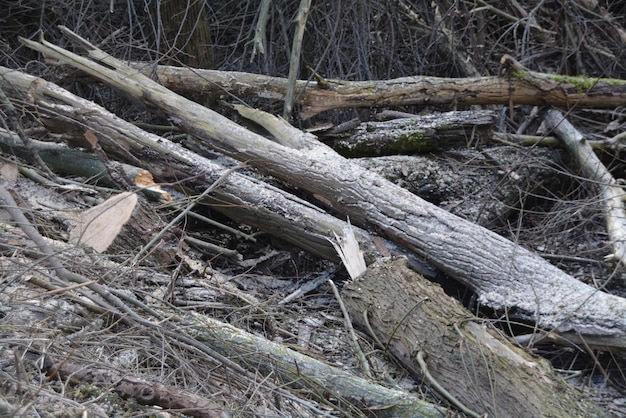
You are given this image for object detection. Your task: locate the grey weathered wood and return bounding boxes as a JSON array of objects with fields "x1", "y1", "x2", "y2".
[
  {"x1": 128, "y1": 62, "x2": 626, "y2": 119},
  {"x1": 343, "y1": 257, "x2": 609, "y2": 418},
  {"x1": 332, "y1": 110, "x2": 495, "y2": 156},
  {"x1": 15, "y1": 29, "x2": 626, "y2": 349},
  {"x1": 544, "y1": 109, "x2": 626, "y2": 267}
]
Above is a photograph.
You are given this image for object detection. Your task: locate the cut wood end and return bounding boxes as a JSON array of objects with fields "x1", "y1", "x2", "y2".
[
  {"x1": 69, "y1": 192, "x2": 138, "y2": 252},
  {"x1": 134, "y1": 170, "x2": 171, "y2": 202},
  {"x1": 327, "y1": 218, "x2": 367, "y2": 280}
]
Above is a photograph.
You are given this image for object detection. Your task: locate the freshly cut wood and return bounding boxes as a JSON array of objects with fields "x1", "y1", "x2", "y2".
[
  {"x1": 343, "y1": 257, "x2": 609, "y2": 418},
  {"x1": 332, "y1": 110, "x2": 495, "y2": 157},
  {"x1": 543, "y1": 109, "x2": 626, "y2": 267},
  {"x1": 16, "y1": 29, "x2": 626, "y2": 350},
  {"x1": 130, "y1": 61, "x2": 626, "y2": 119},
  {"x1": 69, "y1": 192, "x2": 137, "y2": 253}
]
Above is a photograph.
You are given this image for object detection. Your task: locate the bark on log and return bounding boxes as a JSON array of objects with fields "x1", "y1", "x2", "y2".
[
  {"x1": 182, "y1": 311, "x2": 447, "y2": 417},
  {"x1": 129, "y1": 62, "x2": 626, "y2": 119},
  {"x1": 342, "y1": 257, "x2": 609, "y2": 418},
  {"x1": 14, "y1": 30, "x2": 626, "y2": 350},
  {"x1": 332, "y1": 110, "x2": 495, "y2": 157}
]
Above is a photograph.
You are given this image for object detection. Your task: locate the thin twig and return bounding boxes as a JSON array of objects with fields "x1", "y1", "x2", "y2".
[
  {"x1": 416, "y1": 350, "x2": 483, "y2": 418},
  {"x1": 131, "y1": 165, "x2": 241, "y2": 265},
  {"x1": 328, "y1": 279, "x2": 371, "y2": 378}
]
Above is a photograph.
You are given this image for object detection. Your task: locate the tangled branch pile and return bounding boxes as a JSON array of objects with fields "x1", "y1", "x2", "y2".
[{"x1": 1, "y1": 1, "x2": 626, "y2": 417}]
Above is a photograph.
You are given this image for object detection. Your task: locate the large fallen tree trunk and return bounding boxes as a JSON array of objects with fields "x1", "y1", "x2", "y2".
[
  {"x1": 130, "y1": 61, "x2": 626, "y2": 119},
  {"x1": 15, "y1": 28, "x2": 626, "y2": 350},
  {"x1": 343, "y1": 257, "x2": 608, "y2": 418}
]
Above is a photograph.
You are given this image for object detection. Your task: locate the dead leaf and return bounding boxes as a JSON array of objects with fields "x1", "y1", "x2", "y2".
[
  {"x1": 83, "y1": 129, "x2": 99, "y2": 149},
  {"x1": 0, "y1": 162, "x2": 18, "y2": 185},
  {"x1": 69, "y1": 192, "x2": 138, "y2": 252}
]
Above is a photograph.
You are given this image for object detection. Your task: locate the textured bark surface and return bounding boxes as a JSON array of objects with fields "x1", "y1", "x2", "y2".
[
  {"x1": 332, "y1": 110, "x2": 495, "y2": 157},
  {"x1": 130, "y1": 63, "x2": 626, "y2": 119},
  {"x1": 343, "y1": 258, "x2": 609, "y2": 418}
]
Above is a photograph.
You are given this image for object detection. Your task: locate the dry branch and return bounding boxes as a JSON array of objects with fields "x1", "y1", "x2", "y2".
[
  {"x1": 130, "y1": 62, "x2": 626, "y2": 119},
  {"x1": 543, "y1": 109, "x2": 626, "y2": 266},
  {"x1": 283, "y1": 0, "x2": 311, "y2": 120},
  {"x1": 182, "y1": 311, "x2": 446, "y2": 417},
  {"x1": 43, "y1": 356, "x2": 228, "y2": 418},
  {"x1": 15, "y1": 28, "x2": 626, "y2": 350}
]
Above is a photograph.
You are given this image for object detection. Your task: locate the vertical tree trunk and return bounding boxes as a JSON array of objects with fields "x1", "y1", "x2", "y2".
[{"x1": 149, "y1": 0, "x2": 213, "y2": 69}]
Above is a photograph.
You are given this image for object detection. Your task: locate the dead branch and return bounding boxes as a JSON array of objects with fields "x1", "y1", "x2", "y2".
[
  {"x1": 543, "y1": 109, "x2": 626, "y2": 266},
  {"x1": 181, "y1": 311, "x2": 446, "y2": 417},
  {"x1": 283, "y1": 0, "x2": 311, "y2": 120},
  {"x1": 42, "y1": 356, "x2": 229, "y2": 418}
]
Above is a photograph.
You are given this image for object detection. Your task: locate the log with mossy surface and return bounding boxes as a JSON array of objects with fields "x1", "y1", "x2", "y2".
[{"x1": 129, "y1": 60, "x2": 626, "y2": 119}]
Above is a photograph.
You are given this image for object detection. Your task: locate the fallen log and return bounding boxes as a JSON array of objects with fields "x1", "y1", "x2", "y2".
[
  {"x1": 129, "y1": 61, "x2": 626, "y2": 119},
  {"x1": 16, "y1": 28, "x2": 626, "y2": 349},
  {"x1": 331, "y1": 110, "x2": 495, "y2": 157},
  {"x1": 343, "y1": 257, "x2": 609, "y2": 418}
]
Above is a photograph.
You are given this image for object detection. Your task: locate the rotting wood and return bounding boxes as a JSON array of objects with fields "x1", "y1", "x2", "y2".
[
  {"x1": 331, "y1": 110, "x2": 495, "y2": 157},
  {"x1": 128, "y1": 61, "x2": 626, "y2": 119},
  {"x1": 343, "y1": 257, "x2": 609, "y2": 418},
  {"x1": 14, "y1": 29, "x2": 626, "y2": 350}
]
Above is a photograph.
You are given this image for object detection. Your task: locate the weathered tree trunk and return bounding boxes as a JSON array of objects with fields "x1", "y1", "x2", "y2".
[
  {"x1": 129, "y1": 62, "x2": 626, "y2": 119},
  {"x1": 149, "y1": 0, "x2": 213, "y2": 69},
  {"x1": 332, "y1": 110, "x2": 495, "y2": 157},
  {"x1": 343, "y1": 257, "x2": 609, "y2": 418},
  {"x1": 13, "y1": 30, "x2": 626, "y2": 350}
]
